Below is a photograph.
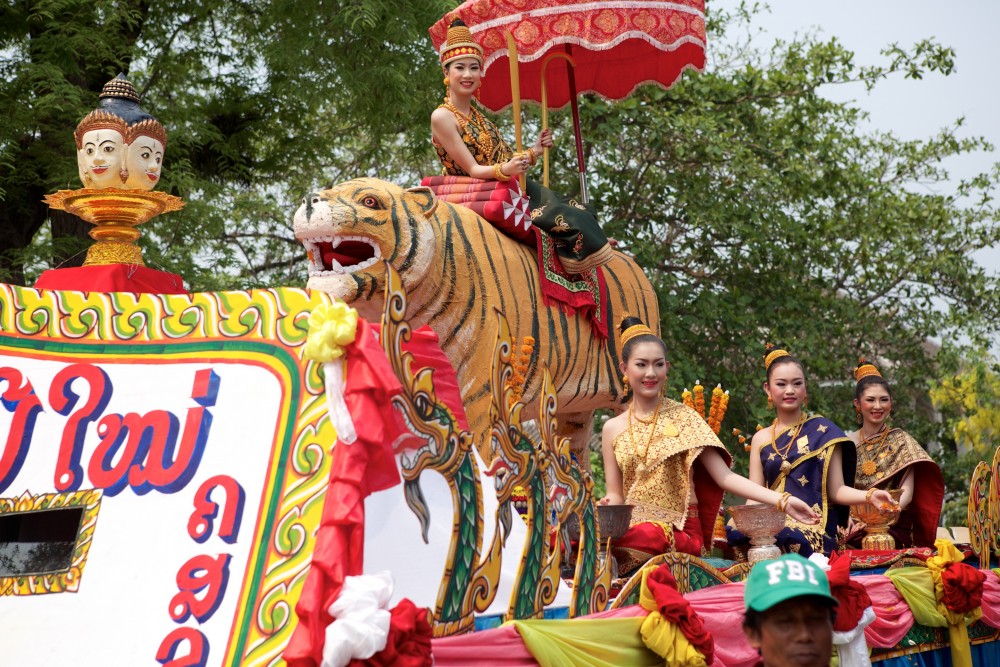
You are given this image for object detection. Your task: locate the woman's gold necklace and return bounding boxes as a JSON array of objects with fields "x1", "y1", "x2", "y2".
[
  {"x1": 629, "y1": 397, "x2": 663, "y2": 462},
  {"x1": 770, "y1": 413, "x2": 806, "y2": 474},
  {"x1": 442, "y1": 100, "x2": 495, "y2": 158},
  {"x1": 860, "y1": 422, "x2": 890, "y2": 453}
]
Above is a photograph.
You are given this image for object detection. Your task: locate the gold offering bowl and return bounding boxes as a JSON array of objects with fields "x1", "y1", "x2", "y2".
[
  {"x1": 44, "y1": 188, "x2": 184, "y2": 266},
  {"x1": 728, "y1": 504, "x2": 786, "y2": 565},
  {"x1": 850, "y1": 488, "x2": 903, "y2": 550}
]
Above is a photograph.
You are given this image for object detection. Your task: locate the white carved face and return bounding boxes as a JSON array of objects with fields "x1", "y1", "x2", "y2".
[
  {"x1": 77, "y1": 128, "x2": 126, "y2": 188},
  {"x1": 124, "y1": 136, "x2": 164, "y2": 191}
]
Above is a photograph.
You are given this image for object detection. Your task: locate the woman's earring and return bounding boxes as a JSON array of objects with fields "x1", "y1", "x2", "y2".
[
  {"x1": 443, "y1": 76, "x2": 449, "y2": 87},
  {"x1": 622, "y1": 375, "x2": 629, "y2": 390},
  {"x1": 855, "y1": 408, "x2": 862, "y2": 424},
  {"x1": 766, "y1": 395, "x2": 773, "y2": 410}
]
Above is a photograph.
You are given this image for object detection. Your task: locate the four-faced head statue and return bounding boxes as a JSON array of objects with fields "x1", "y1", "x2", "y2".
[{"x1": 74, "y1": 74, "x2": 167, "y2": 191}]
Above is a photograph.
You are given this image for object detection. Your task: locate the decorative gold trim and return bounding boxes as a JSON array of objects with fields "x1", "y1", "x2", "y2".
[
  {"x1": 0, "y1": 489, "x2": 102, "y2": 596},
  {"x1": 43, "y1": 188, "x2": 185, "y2": 267}
]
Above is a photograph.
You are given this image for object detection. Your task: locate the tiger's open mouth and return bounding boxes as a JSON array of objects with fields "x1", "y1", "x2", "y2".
[{"x1": 302, "y1": 235, "x2": 381, "y2": 275}]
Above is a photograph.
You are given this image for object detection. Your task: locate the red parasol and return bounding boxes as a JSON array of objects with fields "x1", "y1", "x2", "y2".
[{"x1": 430, "y1": 1, "x2": 706, "y2": 199}]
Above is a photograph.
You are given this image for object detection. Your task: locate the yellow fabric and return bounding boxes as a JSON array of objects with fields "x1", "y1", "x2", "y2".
[
  {"x1": 637, "y1": 567, "x2": 708, "y2": 667},
  {"x1": 512, "y1": 617, "x2": 663, "y2": 667},
  {"x1": 887, "y1": 539, "x2": 982, "y2": 667},
  {"x1": 303, "y1": 301, "x2": 358, "y2": 362},
  {"x1": 612, "y1": 400, "x2": 726, "y2": 529}
]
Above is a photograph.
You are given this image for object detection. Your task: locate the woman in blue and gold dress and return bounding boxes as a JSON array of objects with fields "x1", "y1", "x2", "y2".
[
  {"x1": 746, "y1": 345, "x2": 897, "y2": 556},
  {"x1": 430, "y1": 19, "x2": 612, "y2": 274}
]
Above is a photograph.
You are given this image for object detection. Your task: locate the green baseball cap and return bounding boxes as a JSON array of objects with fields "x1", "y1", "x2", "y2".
[{"x1": 744, "y1": 553, "x2": 838, "y2": 612}]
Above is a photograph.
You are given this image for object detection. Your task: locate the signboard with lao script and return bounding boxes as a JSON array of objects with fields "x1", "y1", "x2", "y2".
[{"x1": 0, "y1": 285, "x2": 335, "y2": 665}]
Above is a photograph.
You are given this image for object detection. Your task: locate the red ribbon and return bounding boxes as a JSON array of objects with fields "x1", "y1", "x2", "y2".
[
  {"x1": 348, "y1": 599, "x2": 433, "y2": 667},
  {"x1": 827, "y1": 551, "x2": 872, "y2": 632},
  {"x1": 284, "y1": 319, "x2": 406, "y2": 667},
  {"x1": 645, "y1": 565, "x2": 715, "y2": 664},
  {"x1": 941, "y1": 562, "x2": 986, "y2": 615}
]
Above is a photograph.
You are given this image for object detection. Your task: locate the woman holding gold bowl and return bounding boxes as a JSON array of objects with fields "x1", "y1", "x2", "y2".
[
  {"x1": 745, "y1": 345, "x2": 898, "y2": 556},
  {"x1": 847, "y1": 359, "x2": 943, "y2": 547},
  {"x1": 430, "y1": 19, "x2": 611, "y2": 273},
  {"x1": 599, "y1": 318, "x2": 822, "y2": 575}
]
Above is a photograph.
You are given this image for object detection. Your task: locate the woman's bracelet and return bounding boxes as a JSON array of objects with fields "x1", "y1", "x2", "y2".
[
  {"x1": 865, "y1": 488, "x2": 877, "y2": 505},
  {"x1": 493, "y1": 162, "x2": 511, "y2": 181},
  {"x1": 525, "y1": 148, "x2": 537, "y2": 166},
  {"x1": 775, "y1": 491, "x2": 792, "y2": 513}
]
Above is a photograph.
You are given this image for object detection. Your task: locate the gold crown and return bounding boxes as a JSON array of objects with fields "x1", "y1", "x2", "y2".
[
  {"x1": 440, "y1": 18, "x2": 483, "y2": 67},
  {"x1": 763, "y1": 343, "x2": 790, "y2": 371},
  {"x1": 853, "y1": 357, "x2": 882, "y2": 382},
  {"x1": 74, "y1": 110, "x2": 127, "y2": 149},
  {"x1": 620, "y1": 323, "x2": 655, "y2": 348},
  {"x1": 126, "y1": 118, "x2": 168, "y2": 149},
  {"x1": 99, "y1": 75, "x2": 141, "y2": 104}
]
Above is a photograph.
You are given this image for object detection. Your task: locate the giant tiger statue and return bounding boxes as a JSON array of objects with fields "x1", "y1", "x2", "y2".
[{"x1": 294, "y1": 177, "x2": 659, "y2": 462}]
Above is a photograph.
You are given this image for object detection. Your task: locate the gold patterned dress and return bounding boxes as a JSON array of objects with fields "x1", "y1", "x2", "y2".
[
  {"x1": 432, "y1": 102, "x2": 612, "y2": 273},
  {"x1": 853, "y1": 427, "x2": 943, "y2": 547},
  {"x1": 611, "y1": 399, "x2": 731, "y2": 572}
]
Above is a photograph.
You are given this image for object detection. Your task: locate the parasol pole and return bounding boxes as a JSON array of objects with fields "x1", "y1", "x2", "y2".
[
  {"x1": 504, "y1": 31, "x2": 526, "y2": 193},
  {"x1": 540, "y1": 52, "x2": 576, "y2": 189},
  {"x1": 564, "y1": 44, "x2": 588, "y2": 203}
]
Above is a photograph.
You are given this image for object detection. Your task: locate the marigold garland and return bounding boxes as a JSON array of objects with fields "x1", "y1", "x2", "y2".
[
  {"x1": 693, "y1": 381, "x2": 705, "y2": 419},
  {"x1": 681, "y1": 388, "x2": 693, "y2": 410},
  {"x1": 505, "y1": 335, "x2": 536, "y2": 409},
  {"x1": 733, "y1": 427, "x2": 749, "y2": 452},
  {"x1": 706, "y1": 384, "x2": 730, "y2": 434}
]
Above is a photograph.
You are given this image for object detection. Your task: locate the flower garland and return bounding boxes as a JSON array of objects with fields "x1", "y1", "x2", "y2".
[
  {"x1": 505, "y1": 336, "x2": 535, "y2": 409},
  {"x1": 706, "y1": 384, "x2": 730, "y2": 435},
  {"x1": 692, "y1": 380, "x2": 705, "y2": 419}
]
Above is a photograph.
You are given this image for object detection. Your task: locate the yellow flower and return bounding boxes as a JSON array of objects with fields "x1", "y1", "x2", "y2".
[{"x1": 303, "y1": 300, "x2": 359, "y2": 362}]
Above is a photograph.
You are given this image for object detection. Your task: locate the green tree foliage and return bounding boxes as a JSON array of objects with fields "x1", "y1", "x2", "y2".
[
  {"x1": 930, "y1": 354, "x2": 1000, "y2": 525},
  {"x1": 0, "y1": 0, "x2": 452, "y2": 287}
]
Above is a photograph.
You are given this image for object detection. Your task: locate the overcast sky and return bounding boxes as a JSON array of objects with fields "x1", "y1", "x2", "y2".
[{"x1": 710, "y1": 0, "x2": 1000, "y2": 274}]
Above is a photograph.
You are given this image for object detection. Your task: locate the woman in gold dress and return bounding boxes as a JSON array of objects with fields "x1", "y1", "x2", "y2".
[
  {"x1": 599, "y1": 317, "x2": 821, "y2": 572},
  {"x1": 430, "y1": 19, "x2": 612, "y2": 274}
]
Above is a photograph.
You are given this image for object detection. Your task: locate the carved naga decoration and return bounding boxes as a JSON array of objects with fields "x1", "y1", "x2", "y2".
[
  {"x1": 541, "y1": 365, "x2": 611, "y2": 617},
  {"x1": 968, "y1": 445, "x2": 1000, "y2": 570},
  {"x1": 379, "y1": 262, "x2": 502, "y2": 636},
  {"x1": 486, "y1": 310, "x2": 562, "y2": 620}
]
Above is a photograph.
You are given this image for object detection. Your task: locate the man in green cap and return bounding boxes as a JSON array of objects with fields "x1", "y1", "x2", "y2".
[{"x1": 742, "y1": 553, "x2": 839, "y2": 667}]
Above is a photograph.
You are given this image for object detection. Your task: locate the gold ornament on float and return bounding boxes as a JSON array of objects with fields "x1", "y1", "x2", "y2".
[{"x1": 44, "y1": 73, "x2": 184, "y2": 267}]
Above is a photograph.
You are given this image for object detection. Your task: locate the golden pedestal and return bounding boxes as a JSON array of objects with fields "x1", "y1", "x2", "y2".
[{"x1": 43, "y1": 188, "x2": 184, "y2": 266}]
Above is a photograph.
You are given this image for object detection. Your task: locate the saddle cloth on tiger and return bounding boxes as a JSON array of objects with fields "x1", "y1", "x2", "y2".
[{"x1": 420, "y1": 175, "x2": 608, "y2": 340}]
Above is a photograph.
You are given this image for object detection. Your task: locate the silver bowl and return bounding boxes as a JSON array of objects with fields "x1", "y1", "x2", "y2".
[
  {"x1": 728, "y1": 504, "x2": 785, "y2": 564},
  {"x1": 566, "y1": 504, "x2": 634, "y2": 542}
]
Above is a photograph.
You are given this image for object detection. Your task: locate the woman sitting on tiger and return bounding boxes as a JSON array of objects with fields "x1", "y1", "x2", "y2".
[
  {"x1": 599, "y1": 317, "x2": 822, "y2": 574},
  {"x1": 430, "y1": 18, "x2": 612, "y2": 274}
]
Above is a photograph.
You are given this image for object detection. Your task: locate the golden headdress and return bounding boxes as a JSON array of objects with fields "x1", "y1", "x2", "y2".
[
  {"x1": 126, "y1": 118, "x2": 168, "y2": 149},
  {"x1": 763, "y1": 343, "x2": 790, "y2": 371},
  {"x1": 440, "y1": 18, "x2": 483, "y2": 67},
  {"x1": 620, "y1": 320, "x2": 655, "y2": 348},
  {"x1": 853, "y1": 357, "x2": 882, "y2": 383},
  {"x1": 74, "y1": 110, "x2": 128, "y2": 149}
]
